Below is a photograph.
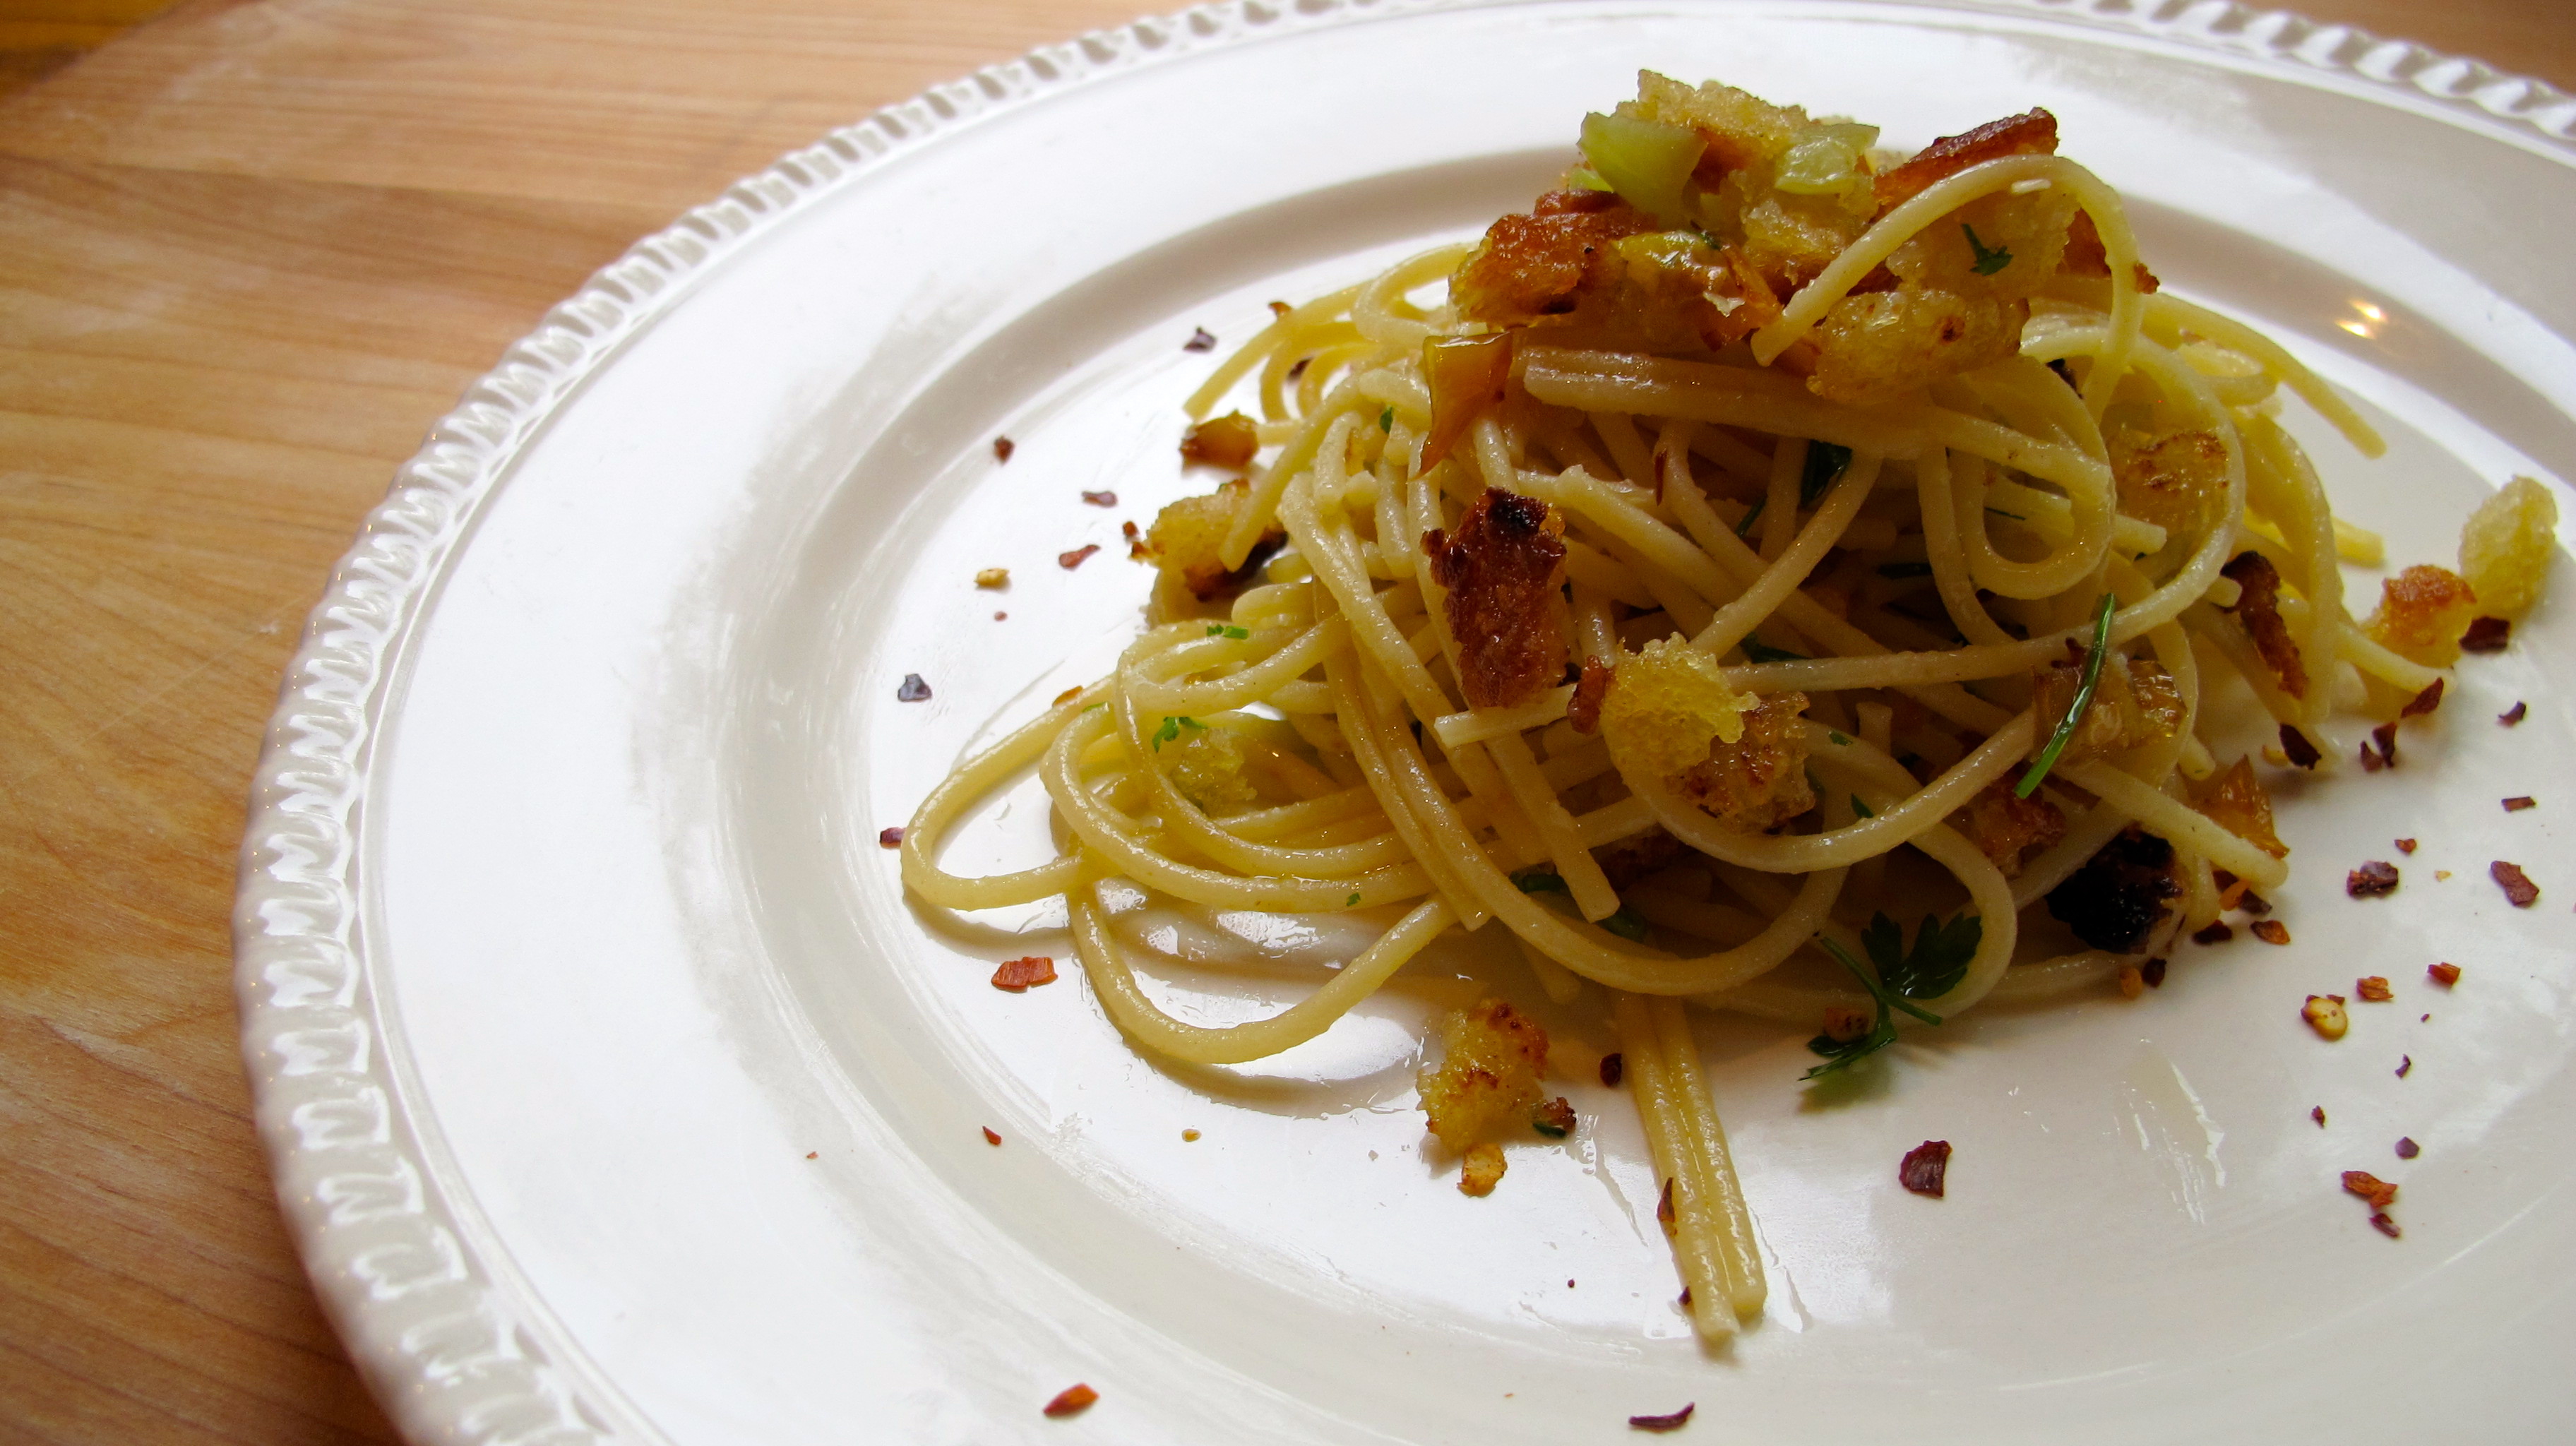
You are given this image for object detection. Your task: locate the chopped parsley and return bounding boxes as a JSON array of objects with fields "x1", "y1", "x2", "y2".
[
  {"x1": 1827, "y1": 731, "x2": 1852, "y2": 746},
  {"x1": 1205, "y1": 623, "x2": 1250, "y2": 639},
  {"x1": 1601, "y1": 905, "x2": 1650, "y2": 942},
  {"x1": 1876, "y1": 561, "x2": 1933, "y2": 579},
  {"x1": 1378, "y1": 405, "x2": 1394, "y2": 433},
  {"x1": 1985, "y1": 506, "x2": 2027, "y2": 522},
  {"x1": 1512, "y1": 868, "x2": 1570, "y2": 895},
  {"x1": 1347, "y1": 892, "x2": 1361, "y2": 906},
  {"x1": 1962, "y1": 223, "x2": 2013, "y2": 275},
  {"x1": 2014, "y1": 591, "x2": 2116, "y2": 798},
  {"x1": 1734, "y1": 494, "x2": 1768, "y2": 537},
  {"x1": 1803, "y1": 910, "x2": 1980, "y2": 1078},
  {"x1": 1150, "y1": 715, "x2": 1208, "y2": 750},
  {"x1": 1741, "y1": 640, "x2": 1808, "y2": 664},
  {"x1": 1850, "y1": 794, "x2": 1874, "y2": 818},
  {"x1": 1799, "y1": 441, "x2": 1852, "y2": 508}
]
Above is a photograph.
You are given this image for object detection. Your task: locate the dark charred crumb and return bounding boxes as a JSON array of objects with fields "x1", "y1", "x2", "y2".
[
  {"x1": 2500, "y1": 700, "x2": 2529, "y2": 726},
  {"x1": 878, "y1": 826, "x2": 905, "y2": 848},
  {"x1": 2312, "y1": 1106, "x2": 2327, "y2": 1127},
  {"x1": 2223, "y1": 551, "x2": 2310, "y2": 696},
  {"x1": 2343, "y1": 1170, "x2": 2399, "y2": 1209},
  {"x1": 1677, "y1": 1286, "x2": 1690, "y2": 1308},
  {"x1": 2279, "y1": 724, "x2": 2322, "y2": 770},
  {"x1": 2046, "y1": 826, "x2": 2182, "y2": 952},
  {"x1": 1182, "y1": 326, "x2": 1217, "y2": 352},
  {"x1": 2428, "y1": 962, "x2": 2461, "y2": 987},
  {"x1": 2212, "y1": 868, "x2": 2238, "y2": 891},
  {"x1": 993, "y1": 436, "x2": 1015, "y2": 462},
  {"x1": 2460, "y1": 615, "x2": 2512, "y2": 652},
  {"x1": 1285, "y1": 356, "x2": 1311, "y2": 382},
  {"x1": 1043, "y1": 1384, "x2": 1099, "y2": 1418},
  {"x1": 991, "y1": 956, "x2": 1058, "y2": 991},
  {"x1": 2395, "y1": 838, "x2": 2417, "y2": 854},
  {"x1": 1533, "y1": 1097, "x2": 1577, "y2": 1137},
  {"x1": 2239, "y1": 889, "x2": 2273, "y2": 916},
  {"x1": 2356, "y1": 976, "x2": 2393, "y2": 1001},
  {"x1": 2359, "y1": 742, "x2": 2385, "y2": 773},
  {"x1": 2400, "y1": 678, "x2": 2445, "y2": 718},
  {"x1": 2504, "y1": 796, "x2": 2538, "y2": 812},
  {"x1": 2396, "y1": 1137, "x2": 2421, "y2": 1159},
  {"x1": 2141, "y1": 956, "x2": 2167, "y2": 988},
  {"x1": 2369, "y1": 722, "x2": 2399, "y2": 767},
  {"x1": 982, "y1": 1127, "x2": 1001, "y2": 1146},
  {"x1": 2371, "y1": 1212, "x2": 2402, "y2": 1238},
  {"x1": 2049, "y1": 357, "x2": 2078, "y2": 388},
  {"x1": 2250, "y1": 919, "x2": 2291, "y2": 945},
  {"x1": 1629, "y1": 1404, "x2": 1696, "y2": 1432},
  {"x1": 1599, "y1": 1052, "x2": 1625, "y2": 1087},
  {"x1": 898, "y1": 673, "x2": 932, "y2": 702},
  {"x1": 1900, "y1": 1140, "x2": 1952, "y2": 1197},
  {"x1": 2347, "y1": 861, "x2": 2401, "y2": 898},
  {"x1": 1656, "y1": 1178, "x2": 1676, "y2": 1235},
  {"x1": 2193, "y1": 921, "x2": 2235, "y2": 945},
  {"x1": 2492, "y1": 860, "x2": 2541, "y2": 907},
  {"x1": 1058, "y1": 544, "x2": 1101, "y2": 570},
  {"x1": 1080, "y1": 489, "x2": 1117, "y2": 507},
  {"x1": 2396, "y1": 1055, "x2": 2413, "y2": 1078},
  {"x1": 1569, "y1": 655, "x2": 1614, "y2": 734}
]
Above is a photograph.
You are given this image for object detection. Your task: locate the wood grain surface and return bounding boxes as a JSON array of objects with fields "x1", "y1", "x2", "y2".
[{"x1": 1, "y1": 1, "x2": 2568, "y2": 1441}]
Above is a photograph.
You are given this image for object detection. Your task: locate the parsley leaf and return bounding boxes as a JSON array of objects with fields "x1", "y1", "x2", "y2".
[
  {"x1": 1347, "y1": 892, "x2": 1361, "y2": 906},
  {"x1": 1205, "y1": 623, "x2": 1250, "y2": 639},
  {"x1": 1849, "y1": 794, "x2": 1874, "y2": 818},
  {"x1": 1827, "y1": 731, "x2": 1852, "y2": 746},
  {"x1": 1151, "y1": 715, "x2": 1207, "y2": 750},
  {"x1": 1867, "y1": 909, "x2": 1981, "y2": 1002},
  {"x1": 2015, "y1": 591, "x2": 2116, "y2": 797},
  {"x1": 1734, "y1": 494, "x2": 1768, "y2": 537},
  {"x1": 1799, "y1": 441, "x2": 1852, "y2": 508},
  {"x1": 1601, "y1": 905, "x2": 1649, "y2": 942},
  {"x1": 1802, "y1": 923, "x2": 1957, "y2": 1080},
  {"x1": 1378, "y1": 405, "x2": 1395, "y2": 433},
  {"x1": 1985, "y1": 506, "x2": 2027, "y2": 522},
  {"x1": 1741, "y1": 640, "x2": 1808, "y2": 664},
  {"x1": 1512, "y1": 868, "x2": 1570, "y2": 895},
  {"x1": 1962, "y1": 223, "x2": 2013, "y2": 276}
]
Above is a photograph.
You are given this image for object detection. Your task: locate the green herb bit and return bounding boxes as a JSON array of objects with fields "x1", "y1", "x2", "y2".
[
  {"x1": 1347, "y1": 892, "x2": 1362, "y2": 906},
  {"x1": 1378, "y1": 405, "x2": 1394, "y2": 433},
  {"x1": 1532, "y1": 1116, "x2": 1571, "y2": 1140},
  {"x1": 1876, "y1": 561, "x2": 1933, "y2": 579},
  {"x1": 1827, "y1": 731, "x2": 1852, "y2": 746},
  {"x1": 1151, "y1": 715, "x2": 1207, "y2": 750},
  {"x1": 1512, "y1": 868, "x2": 1570, "y2": 895},
  {"x1": 1601, "y1": 905, "x2": 1650, "y2": 942},
  {"x1": 1803, "y1": 937, "x2": 1900, "y2": 1078},
  {"x1": 1799, "y1": 441, "x2": 1852, "y2": 508},
  {"x1": 1985, "y1": 506, "x2": 2027, "y2": 522},
  {"x1": 1741, "y1": 640, "x2": 1808, "y2": 664},
  {"x1": 1864, "y1": 909, "x2": 1981, "y2": 1003},
  {"x1": 1850, "y1": 794, "x2": 1874, "y2": 819},
  {"x1": 2013, "y1": 591, "x2": 2116, "y2": 797},
  {"x1": 1205, "y1": 623, "x2": 1250, "y2": 639},
  {"x1": 1734, "y1": 494, "x2": 1769, "y2": 538},
  {"x1": 1963, "y1": 223, "x2": 2013, "y2": 275}
]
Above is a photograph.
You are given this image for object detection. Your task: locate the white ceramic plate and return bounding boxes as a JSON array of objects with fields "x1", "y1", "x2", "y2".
[{"x1": 236, "y1": 3, "x2": 2576, "y2": 1442}]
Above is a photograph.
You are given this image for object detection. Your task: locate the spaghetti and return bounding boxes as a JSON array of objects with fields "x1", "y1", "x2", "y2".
[{"x1": 898, "y1": 74, "x2": 2532, "y2": 1344}]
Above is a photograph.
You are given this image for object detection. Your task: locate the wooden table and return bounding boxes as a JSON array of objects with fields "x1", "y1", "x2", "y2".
[{"x1": 2, "y1": 1, "x2": 2568, "y2": 1440}]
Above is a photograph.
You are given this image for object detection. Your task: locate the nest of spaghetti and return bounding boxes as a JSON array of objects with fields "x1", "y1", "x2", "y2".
[{"x1": 901, "y1": 72, "x2": 2551, "y2": 1344}]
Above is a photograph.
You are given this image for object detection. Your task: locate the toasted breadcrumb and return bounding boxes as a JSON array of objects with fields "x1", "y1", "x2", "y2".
[
  {"x1": 976, "y1": 567, "x2": 1010, "y2": 589},
  {"x1": 2362, "y1": 563, "x2": 2479, "y2": 667},
  {"x1": 2458, "y1": 474, "x2": 2557, "y2": 618},
  {"x1": 2355, "y1": 976, "x2": 2392, "y2": 1002},
  {"x1": 2303, "y1": 994, "x2": 2348, "y2": 1039},
  {"x1": 1459, "y1": 1142, "x2": 1508, "y2": 1196},
  {"x1": 1419, "y1": 998, "x2": 1551, "y2": 1152}
]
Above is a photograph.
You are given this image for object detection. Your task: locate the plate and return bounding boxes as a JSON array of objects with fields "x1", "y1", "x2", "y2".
[{"x1": 234, "y1": 3, "x2": 2576, "y2": 1442}]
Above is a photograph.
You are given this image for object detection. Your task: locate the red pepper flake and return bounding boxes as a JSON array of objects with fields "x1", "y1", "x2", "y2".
[
  {"x1": 897, "y1": 673, "x2": 932, "y2": 702},
  {"x1": 2238, "y1": 889, "x2": 2273, "y2": 916},
  {"x1": 994, "y1": 611, "x2": 1007, "y2": 621},
  {"x1": 2428, "y1": 962, "x2": 2461, "y2": 988},
  {"x1": 2342, "y1": 1170, "x2": 2399, "y2": 1209},
  {"x1": 805, "y1": 1150, "x2": 818, "y2": 1159},
  {"x1": 2357, "y1": 741, "x2": 2385, "y2": 773},
  {"x1": 1268, "y1": 300, "x2": 1291, "y2": 316},
  {"x1": 2491, "y1": 860, "x2": 2541, "y2": 907},
  {"x1": 2372, "y1": 722, "x2": 2401, "y2": 765},
  {"x1": 1081, "y1": 489, "x2": 1117, "y2": 507},
  {"x1": 1059, "y1": 544, "x2": 1101, "y2": 570},
  {"x1": 2140, "y1": 956, "x2": 2167, "y2": 988},
  {"x1": 2311, "y1": 1106, "x2": 2327, "y2": 1127},
  {"x1": 1676, "y1": 1286, "x2": 1690, "y2": 1308},
  {"x1": 1656, "y1": 1178, "x2": 1676, "y2": 1235},
  {"x1": 991, "y1": 956, "x2": 1059, "y2": 991},
  {"x1": 2500, "y1": 700, "x2": 2528, "y2": 726},
  {"x1": 2193, "y1": 921, "x2": 2234, "y2": 945},
  {"x1": 1628, "y1": 1404, "x2": 1696, "y2": 1432},
  {"x1": 2355, "y1": 975, "x2": 2392, "y2": 1002},
  {"x1": 2371, "y1": 1212, "x2": 2402, "y2": 1238},
  {"x1": 2279, "y1": 723, "x2": 2322, "y2": 770},
  {"x1": 1043, "y1": 1384, "x2": 1099, "y2": 1418},
  {"x1": 1183, "y1": 326, "x2": 1217, "y2": 352},
  {"x1": 1900, "y1": 1140, "x2": 1952, "y2": 1197},
  {"x1": 1120, "y1": 520, "x2": 1140, "y2": 540},
  {"x1": 1285, "y1": 356, "x2": 1311, "y2": 382},
  {"x1": 2503, "y1": 795, "x2": 2537, "y2": 812},
  {"x1": 2460, "y1": 615, "x2": 2512, "y2": 653},
  {"x1": 1052, "y1": 685, "x2": 1085, "y2": 707},
  {"x1": 1599, "y1": 1052, "x2": 1624, "y2": 1087},
  {"x1": 2395, "y1": 1137, "x2": 2420, "y2": 1159},
  {"x1": 2346, "y1": 861, "x2": 2400, "y2": 897},
  {"x1": 2400, "y1": 678, "x2": 2445, "y2": 717},
  {"x1": 2250, "y1": 919, "x2": 2291, "y2": 945},
  {"x1": 878, "y1": 826, "x2": 905, "y2": 848},
  {"x1": 2396, "y1": 1055, "x2": 2413, "y2": 1078},
  {"x1": 982, "y1": 1127, "x2": 1001, "y2": 1146},
  {"x1": 993, "y1": 436, "x2": 1016, "y2": 462},
  {"x1": 2394, "y1": 837, "x2": 2417, "y2": 854}
]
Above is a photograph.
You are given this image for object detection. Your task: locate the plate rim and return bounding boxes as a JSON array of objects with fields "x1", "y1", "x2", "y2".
[{"x1": 228, "y1": 3, "x2": 2576, "y2": 1442}]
